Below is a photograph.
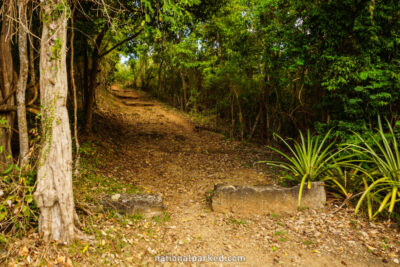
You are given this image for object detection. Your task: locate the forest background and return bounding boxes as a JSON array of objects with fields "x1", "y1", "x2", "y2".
[{"x1": 0, "y1": 0, "x2": 399, "y2": 246}]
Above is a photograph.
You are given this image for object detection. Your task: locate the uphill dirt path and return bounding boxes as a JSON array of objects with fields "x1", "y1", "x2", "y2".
[
  {"x1": 69, "y1": 85, "x2": 399, "y2": 267},
  {"x1": 5, "y1": 87, "x2": 399, "y2": 267}
]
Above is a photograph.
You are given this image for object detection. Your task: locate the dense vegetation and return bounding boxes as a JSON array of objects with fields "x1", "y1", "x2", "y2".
[
  {"x1": 0, "y1": 0, "x2": 399, "y2": 243},
  {"x1": 120, "y1": 0, "x2": 400, "y2": 143}
]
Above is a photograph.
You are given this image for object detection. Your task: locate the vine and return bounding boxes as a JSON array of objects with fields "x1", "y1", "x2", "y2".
[{"x1": 38, "y1": 0, "x2": 70, "y2": 166}]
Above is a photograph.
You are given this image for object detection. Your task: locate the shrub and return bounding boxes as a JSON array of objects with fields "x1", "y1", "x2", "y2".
[
  {"x1": 344, "y1": 118, "x2": 400, "y2": 220},
  {"x1": 260, "y1": 130, "x2": 339, "y2": 207},
  {"x1": 0, "y1": 164, "x2": 38, "y2": 235}
]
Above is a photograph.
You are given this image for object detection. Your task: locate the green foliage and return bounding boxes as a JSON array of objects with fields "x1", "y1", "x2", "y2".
[
  {"x1": 0, "y1": 163, "x2": 38, "y2": 235},
  {"x1": 76, "y1": 141, "x2": 142, "y2": 202},
  {"x1": 344, "y1": 118, "x2": 400, "y2": 219},
  {"x1": 260, "y1": 130, "x2": 339, "y2": 207},
  {"x1": 262, "y1": 117, "x2": 400, "y2": 220},
  {"x1": 228, "y1": 218, "x2": 247, "y2": 225},
  {"x1": 122, "y1": 0, "x2": 400, "y2": 142},
  {"x1": 113, "y1": 62, "x2": 136, "y2": 87},
  {"x1": 310, "y1": 0, "x2": 400, "y2": 142},
  {"x1": 323, "y1": 165, "x2": 364, "y2": 201}
]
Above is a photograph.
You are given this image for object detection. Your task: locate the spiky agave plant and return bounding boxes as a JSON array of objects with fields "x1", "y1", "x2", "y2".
[
  {"x1": 345, "y1": 118, "x2": 400, "y2": 219},
  {"x1": 260, "y1": 130, "x2": 338, "y2": 207}
]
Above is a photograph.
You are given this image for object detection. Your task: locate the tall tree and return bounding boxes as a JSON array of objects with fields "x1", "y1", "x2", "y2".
[
  {"x1": 33, "y1": 0, "x2": 77, "y2": 243},
  {"x1": 16, "y1": 0, "x2": 29, "y2": 166},
  {"x1": 80, "y1": 0, "x2": 203, "y2": 132},
  {"x1": 0, "y1": 0, "x2": 16, "y2": 170}
]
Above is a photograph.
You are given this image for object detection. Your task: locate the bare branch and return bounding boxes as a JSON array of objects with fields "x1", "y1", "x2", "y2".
[{"x1": 99, "y1": 27, "x2": 144, "y2": 58}]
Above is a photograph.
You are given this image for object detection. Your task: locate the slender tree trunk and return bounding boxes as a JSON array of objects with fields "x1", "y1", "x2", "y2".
[
  {"x1": 157, "y1": 60, "x2": 163, "y2": 97},
  {"x1": 83, "y1": 38, "x2": 89, "y2": 105},
  {"x1": 230, "y1": 94, "x2": 234, "y2": 140},
  {"x1": 16, "y1": 0, "x2": 29, "y2": 166},
  {"x1": 230, "y1": 83, "x2": 244, "y2": 140},
  {"x1": 0, "y1": 0, "x2": 16, "y2": 171},
  {"x1": 84, "y1": 24, "x2": 109, "y2": 133},
  {"x1": 84, "y1": 53, "x2": 99, "y2": 133},
  {"x1": 70, "y1": 3, "x2": 80, "y2": 176},
  {"x1": 143, "y1": 68, "x2": 153, "y2": 91},
  {"x1": 29, "y1": 47, "x2": 36, "y2": 84},
  {"x1": 29, "y1": 29, "x2": 36, "y2": 85},
  {"x1": 34, "y1": 0, "x2": 77, "y2": 243},
  {"x1": 249, "y1": 105, "x2": 262, "y2": 140},
  {"x1": 180, "y1": 69, "x2": 187, "y2": 111}
]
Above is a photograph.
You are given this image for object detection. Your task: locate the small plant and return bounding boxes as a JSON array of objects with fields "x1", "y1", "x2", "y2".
[
  {"x1": 344, "y1": 118, "x2": 400, "y2": 219},
  {"x1": 228, "y1": 218, "x2": 247, "y2": 225},
  {"x1": 162, "y1": 211, "x2": 170, "y2": 222},
  {"x1": 153, "y1": 215, "x2": 161, "y2": 223},
  {"x1": 274, "y1": 230, "x2": 287, "y2": 236},
  {"x1": 303, "y1": 240, "x2": 313, "y2": 246},
  {"x1": 323, "y1": 164, "x2": 364, "y2": 200},
  {"x1": 260, "y1": 130, "x2": 339, "y2": 206},
  {"x1": 0, "y1": 163, "x2": 38, "y2": 235},
  {"x1": 270, "y1": 213, "x2": 279, "y2": 219}
]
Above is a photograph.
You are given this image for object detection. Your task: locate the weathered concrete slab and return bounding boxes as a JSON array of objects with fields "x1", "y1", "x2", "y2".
[
  {"x1": 101, "y1": 193, "x2": 164, "y2": 217},
  {"x1": 211, "y1": 182, "x2": 326, "y2": 215}
]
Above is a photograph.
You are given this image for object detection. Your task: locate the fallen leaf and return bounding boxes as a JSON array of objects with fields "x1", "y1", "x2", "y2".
[
  {"x1": 66, "y1": 257, "x2": 73, "y2": 267},
  {"x1": 56, "y1": 256, "x2": 65, "y2": 264},
  {"x1": 18, "y1": 246, "x2": 29, "y2": 257}
]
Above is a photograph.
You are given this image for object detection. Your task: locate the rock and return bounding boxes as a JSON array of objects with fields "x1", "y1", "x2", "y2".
[
  {"x1": 101, "y1": 193, "x2": 164, "y2": 217},
  {"x1": 111, "y1": 194, "x2": 121, "y2": 201},
  {"x1": 211, "y1": 182, "x2": 326, "y2": 215}
]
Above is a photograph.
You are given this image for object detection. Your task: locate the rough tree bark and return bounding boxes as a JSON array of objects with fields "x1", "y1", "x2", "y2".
[
  {"x1": 0, "y1": 0, "x2": 16, "y2": 171},
  {"x1": 16, "y1": 0, "x2": 29, "y2": 166},
  {"x1": 34, "y1": 0, "x2": 78, "y2": 243}
]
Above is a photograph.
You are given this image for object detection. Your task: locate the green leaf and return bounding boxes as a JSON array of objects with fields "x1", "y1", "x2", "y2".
[
  {"x1": 0, "y1": 211, "x2": 7, "y2": 221},
  {"x1": 22, "y1": 205, "x2": 30, "y2": 217},
  {"x1": 25, "y1": 195, "x2": 33, "y2": 204},
  {"x1": 1, "y1": 164, "x2": 13, "y2": 175},
  {"x1": 359, "y1": 72, "x2": 368, "y2": 80}
]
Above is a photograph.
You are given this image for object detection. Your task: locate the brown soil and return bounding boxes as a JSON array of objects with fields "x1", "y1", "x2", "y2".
[
  {"x1": 92, "y1": 87, "x2": 400, "y2": 266},
  {"x1": 4, "y1": 86, "x2": 400, "y2": 266}
]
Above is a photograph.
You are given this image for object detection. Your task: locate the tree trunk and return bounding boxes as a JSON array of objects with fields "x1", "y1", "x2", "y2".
[
  {"x1": 230, "y1": 83, "x2": 244, "y2": 140},
  {"x1": 84, "y1": 24, "x2": 109, "y2": 133},
  {"x1": 84, "y1": 52, "x2": 99, "y2": 133},
  {"x1": 29, "y1": 45, "x2": 36, "y2": 84},
  {"x1": 16, "y1": 0, "x2": 29, "y2": 166},
  {"x1": 180, "y1": 69, "x2": 187, "y2": 111},
  {"x1": 230, "y1": 94, "x2": 234, "y2": 140},
  {"x1": 83, "y1": 38, "x2": 89, "y2": 106},
  {"x1": 249, "y1": 105, "x2": 262, "y2": 140},
  {"x1": 157, "y1": 60, "x2": 163, "y2": 97},
  {"x1": 0, "y1": 0, "x2": 16, "y2": 171},
  {"x1": 34, "y1": 1, "x2": 77, "y2": 243},
  {"x1": 70, "y1": 4, "x2": 80, "y2": 176}
]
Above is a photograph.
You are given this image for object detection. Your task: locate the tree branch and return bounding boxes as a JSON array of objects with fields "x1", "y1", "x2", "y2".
[
  {"x1": 98, "y1": 27, "x2": 144, "y2": 58},
  {"x1": 0, "y1": 104, "x2": 39, "y2": 114}
]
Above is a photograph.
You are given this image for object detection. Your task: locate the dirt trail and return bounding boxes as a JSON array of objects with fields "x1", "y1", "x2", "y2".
[{"x1": 87, "y1": 86, "x2": 399, "y2": 266}]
